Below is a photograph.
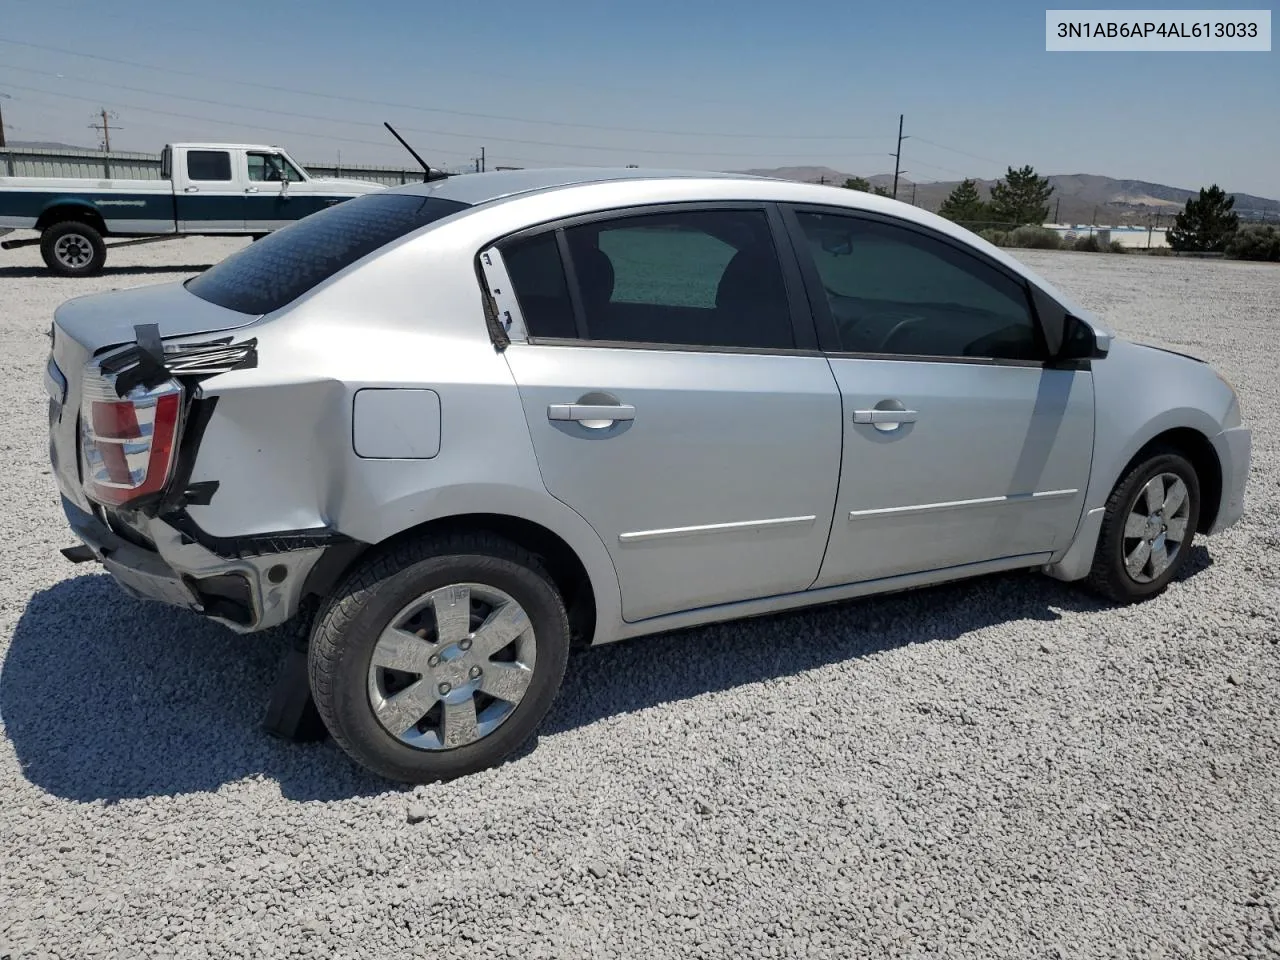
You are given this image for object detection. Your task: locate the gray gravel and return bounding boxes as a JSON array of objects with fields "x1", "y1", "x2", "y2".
[{"x1": 1, "y1": 238, "x2": 1278, "y2": 959}]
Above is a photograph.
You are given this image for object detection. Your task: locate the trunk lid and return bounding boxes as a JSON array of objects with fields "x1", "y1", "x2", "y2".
[{"x1": 53, "y1": 280, "x2": 259, "y2": 357}]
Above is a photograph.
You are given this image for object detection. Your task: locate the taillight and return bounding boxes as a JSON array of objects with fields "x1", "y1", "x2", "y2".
[{"x1": 80, "y1": 374, "x2": 183, "y2": 507}]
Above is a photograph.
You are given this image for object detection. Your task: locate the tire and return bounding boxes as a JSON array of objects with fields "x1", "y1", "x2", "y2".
[
  {"x1": 1086, "y1": 449, "x2": 1201, "y2": 603},
  {"x1": 308, "y1": 533, "x2": 570, "y2": 783},
  {"x1": 41, "y1": 221, "x2": 107, "y2": 277}
]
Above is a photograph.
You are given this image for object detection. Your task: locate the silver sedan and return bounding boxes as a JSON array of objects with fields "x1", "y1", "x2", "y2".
[{"x1": 48, "y1": 168, "x2": 1251, "y2": 782}]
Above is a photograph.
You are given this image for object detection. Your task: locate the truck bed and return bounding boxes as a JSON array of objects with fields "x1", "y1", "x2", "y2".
[{"x1": 0, "y1": 176, "x2": 178, "y2": 236}]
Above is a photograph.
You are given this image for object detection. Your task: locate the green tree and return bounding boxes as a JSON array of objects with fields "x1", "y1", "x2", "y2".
[
  {"x1": 1168, "y1": 185, "x2": 1240, "y2": 252},
  {"x1": 988, "y1": 165, "x2": 1054, "y2": 226},
  {"x1": 872, "y1": 185, "x2": 891, "y2": 197},
  {"x1": 938, "y1": 178, "x2": 990, "y2": 224},
  {"x1": 842, "y1": 176, "x2": 870, "y2": 192}
]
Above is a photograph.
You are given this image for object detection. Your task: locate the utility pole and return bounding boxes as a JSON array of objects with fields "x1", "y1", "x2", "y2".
[
  {"x1": 0, "y1": 94, "x2": 7, "y2": 149},
  {"x1": 891, "y1": 113, "x2": 906, "y2": 199},
  {"x1": 89, "y1": 108, "x2": 120, "y2": 152},
  {"x1": 481, "y1": 146, "x2": 486, "y2": 173},
  {"x1": 1054, "y1": 196, "x2": 1061, "y2": 223},
  {"x1": 910, "y1": 182, "x2": 917, "y2": 205}
]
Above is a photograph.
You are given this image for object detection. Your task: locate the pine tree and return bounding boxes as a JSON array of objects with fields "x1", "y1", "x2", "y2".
[
  {"x1": 938, "y1": 178, "x2": 990, "y2": 224},
  {"x1": 1168, "y1": 185, "x2": 1239, "y2": 252},
  {"x1": 988, "y1": 165, "x2": 1054, "y2": 226}
]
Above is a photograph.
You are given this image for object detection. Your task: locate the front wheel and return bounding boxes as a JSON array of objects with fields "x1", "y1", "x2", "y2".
[
  {"x1": 1086, "y1": 450, "x2": 1201, "y2": 603},
  {"x1": 308, "y1": 534, "x2": 570, "y2": 783},
  {"x1": 41, "y1": 221, "x2": 107, "y2": 277}
]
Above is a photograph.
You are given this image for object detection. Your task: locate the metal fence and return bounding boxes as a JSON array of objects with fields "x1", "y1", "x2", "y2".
[{"x1": 0, "y1": 146, "x2": 426, "y2": 186}]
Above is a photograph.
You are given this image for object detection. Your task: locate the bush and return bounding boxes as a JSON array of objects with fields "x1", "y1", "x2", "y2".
[
  {"x1": 1005, "y1": 226, "x2": 1062, "y2": 249},
  {"x1": 1073, "y1": 235, "x2": 1101, "y2": 252},
  {"x1": 1225, "y1": 224, "x2": 1280, "y2": 262},
  {"x1": 1146, "y1": 246, "x2": 1175, "y2": 256},
  {"x1": 977, "y1": 228, "x2": 1010, "y2": 246},
  {"x1": 1108, "y1": 240, "x2": 1126, "y2": 254}
]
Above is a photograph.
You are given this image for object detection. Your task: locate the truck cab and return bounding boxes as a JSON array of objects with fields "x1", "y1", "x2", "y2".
[{"x1": 161, "y1": 143, "x2": 384, "y2": 234}]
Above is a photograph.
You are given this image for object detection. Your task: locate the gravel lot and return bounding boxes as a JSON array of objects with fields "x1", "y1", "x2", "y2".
[{"x1": 1, "y1": 237, "x2": 1277, "y2": 959}]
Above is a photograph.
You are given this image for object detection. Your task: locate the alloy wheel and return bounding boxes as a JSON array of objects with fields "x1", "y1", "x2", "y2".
[
  {"x1": 366, "y1": 583, "x2": 537, "y2": 750},
  {"x1": 1121, "y1": 472, "x2": 1191, "y2": 583}
]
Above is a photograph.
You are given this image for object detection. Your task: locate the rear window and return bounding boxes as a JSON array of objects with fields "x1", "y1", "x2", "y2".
[{"x1": 186, "y1": 193, "x2": 470, "y2": 315}]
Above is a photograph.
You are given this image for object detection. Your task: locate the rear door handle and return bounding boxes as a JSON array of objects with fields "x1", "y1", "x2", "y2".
[
  {"x1": 547, "y1": 403, "x2": 636, "y2": 423},
  {"x1": 852, "y1": 409, "x2": 918, "y2": 424},
  {"x1": 183, "y1": 186, "x2": 199, "y2": 193},
  {"x1": 246, "y1": 186, "x2": 260, "y2": 194}
]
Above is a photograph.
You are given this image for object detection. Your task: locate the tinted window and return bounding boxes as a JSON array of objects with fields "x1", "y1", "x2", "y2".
[
  {"x1": 501, "y1": 233, "x2": 577, "y2": 339},
  {"x1": 562, "y1": 209, "x2": 793, "y2": 349},
  {"x1": 796, "y1": 212, "x2": 1043, "y2": 361},
  {"x1": 186, "y1": 150, "x2": 232, "y2": 182},
  {"x1": 187, "y1": 194, "x2": 468, "y2": 315}
]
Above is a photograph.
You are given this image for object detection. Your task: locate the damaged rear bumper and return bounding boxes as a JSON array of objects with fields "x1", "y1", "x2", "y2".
[{"x1": 61, "y1": 497, "x2": 327, "y2": 633}]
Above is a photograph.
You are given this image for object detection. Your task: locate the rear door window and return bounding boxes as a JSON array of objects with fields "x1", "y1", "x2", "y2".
[
  {"x1": 500, "y1": 208, "x2": 796, "y2": 351},
  {"x1": 186, "y1": 150, "x2": 233, "y2": 182},
  {"x1": 186, "y1": 193, "x2": 469, "y2": 314}
]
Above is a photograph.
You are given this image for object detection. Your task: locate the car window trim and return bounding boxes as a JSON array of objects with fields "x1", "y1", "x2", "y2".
[
  {"x1": 778, "y1": 202, "x2": 1053, "y2": 365},
  {"x1": 489, "y1": 200, "x2": 817, "y2": 355},
  {"x1": 523, "y1": 335, "x2": 826, "y2": 358}
]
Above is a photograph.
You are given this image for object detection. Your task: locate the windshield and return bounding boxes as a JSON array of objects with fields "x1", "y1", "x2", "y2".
[{"x1": 186, "y1": 193, "x2": 469, "y2": 315}]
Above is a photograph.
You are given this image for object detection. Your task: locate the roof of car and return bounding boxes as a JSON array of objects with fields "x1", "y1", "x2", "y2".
[{"x1": 388, "y1": 167, "x2": 770, "y2": 206}]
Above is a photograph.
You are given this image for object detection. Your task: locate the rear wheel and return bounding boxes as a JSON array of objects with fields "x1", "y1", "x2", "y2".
[
  {"x1": 41, "y1": 221, "x2": 107, "y2": 277},
  {"x1": 1086, "y1": 450, "x2": 1200, "y2": 603},
  {"x1": 308, "y1": 533, "x2": 570, "y2": 783}
]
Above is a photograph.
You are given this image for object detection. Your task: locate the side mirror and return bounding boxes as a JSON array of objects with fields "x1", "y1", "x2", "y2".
[{"x1": 1057, "y1": 314, "x2": 1110, "y2": 361}]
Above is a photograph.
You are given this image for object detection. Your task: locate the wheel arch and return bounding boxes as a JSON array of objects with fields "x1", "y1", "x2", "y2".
[
  {"x1": 305, "y1": 511, "x2": 613, "y2": 648},
  {"x1": 36, "y1": 202, "x2": 108, "y2": 235}
]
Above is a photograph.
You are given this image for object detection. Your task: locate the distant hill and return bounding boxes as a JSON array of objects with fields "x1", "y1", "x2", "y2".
[
  {"x1": 738, "y1": 166, "x2": 1280, "y2": 224},
  {"x1": 4, "y1": 139, "x2": 87, "y2": 151}
]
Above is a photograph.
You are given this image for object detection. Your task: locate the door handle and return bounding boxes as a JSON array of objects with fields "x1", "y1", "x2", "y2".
[
  {"x1": 246, "y1": 186, "x2": 260, "y2": 194},
  {"x1": 547, "y1": 403, "x2": 636, "y2": 423},
  {"x1": 183, "y1": 186, "x2": 199, "y2": 193},
  {"x1": 852, "y1": 409, "x2": 918, "y2": 424}
]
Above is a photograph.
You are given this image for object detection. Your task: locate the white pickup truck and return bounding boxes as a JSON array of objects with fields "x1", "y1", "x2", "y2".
[{"x1": 0, "y1": 142, "x2": 384, "y2": 276}]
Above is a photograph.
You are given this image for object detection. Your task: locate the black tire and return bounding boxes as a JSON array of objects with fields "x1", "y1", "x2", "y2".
[
  {"x1": 1086, "y1": 449, "x2": 1201, "y2": 603},
  {"x1": 308, "y1": 533, "x2": 570, "y2": 783},
  {"x1": 41, "y1": 221, "x2": 107, "y2": 277}
]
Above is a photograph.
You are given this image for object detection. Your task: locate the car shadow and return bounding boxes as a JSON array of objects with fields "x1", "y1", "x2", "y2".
[
  {"x1": 1, "y1": 547, "x2": 1212, "y2": 803},
  {"x1": 0, "y1": 265, "x2": 214, "y2": 278}
]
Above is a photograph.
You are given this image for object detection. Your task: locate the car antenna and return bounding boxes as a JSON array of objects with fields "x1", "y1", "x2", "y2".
[{"x1": 383, "y1": 121, "x2": 448, "y2": 182}]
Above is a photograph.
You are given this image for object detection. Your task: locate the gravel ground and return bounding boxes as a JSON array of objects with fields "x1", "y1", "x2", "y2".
[{"x1": 1, "y1": 238, "x2": 1277, "y2": 959}]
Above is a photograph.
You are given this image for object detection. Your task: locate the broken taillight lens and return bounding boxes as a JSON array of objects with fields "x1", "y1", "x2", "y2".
[{"x1": 80, "y1": 374, "x2": 183, "y2": 507}]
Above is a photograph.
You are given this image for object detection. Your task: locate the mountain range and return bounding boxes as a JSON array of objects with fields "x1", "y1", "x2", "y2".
[{"x1": 738, "y1": 166, "x2": 1280, "y2": 224}]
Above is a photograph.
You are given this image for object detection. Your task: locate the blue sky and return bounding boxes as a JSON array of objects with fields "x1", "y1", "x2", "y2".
[{"x1": 0, "y1": 0, "x2": 1275, "y2": 196}]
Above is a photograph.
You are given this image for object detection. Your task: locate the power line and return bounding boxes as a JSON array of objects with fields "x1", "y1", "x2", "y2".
[
  {"x1": 901, "y1": 155, "x2": 974, "y2": 179},
  {"x1": 0, "y1": 36, "x2": 886, "y2": 142},
  {"x1": 0, "y1": 71, "x2": 891, "y2": 161},
  {"x1": 908, "y1": 135, "x2": 1002, "y2": 166}
]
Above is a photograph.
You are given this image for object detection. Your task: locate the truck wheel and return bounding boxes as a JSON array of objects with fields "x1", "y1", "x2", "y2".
[
  {"x1": 1086, "y1": 449, "x2": 1201, "y2": 603},
  {"x1": 308, "y1": 533, "x2": 570, "y2": 783},
  {"x1": 41, "y1": 221, "x2": 107, "y2": 277}
]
